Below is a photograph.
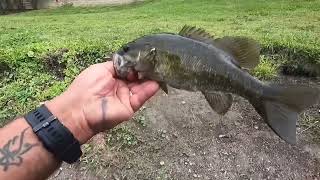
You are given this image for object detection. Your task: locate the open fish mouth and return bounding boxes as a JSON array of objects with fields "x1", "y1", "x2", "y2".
[
  {"x1": 113, "y1": 53, "x2": 136, "y2": 79},
  {"x1": 113, "y1": 53, "x2": 129, "y2": 78}
]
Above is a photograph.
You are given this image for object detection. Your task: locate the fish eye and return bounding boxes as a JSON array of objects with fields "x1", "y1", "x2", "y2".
[{"x1": 123, "y1": 45, "x2": 129, "y2": 53}]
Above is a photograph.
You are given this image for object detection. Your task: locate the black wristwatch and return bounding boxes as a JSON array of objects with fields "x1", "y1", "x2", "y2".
[{"x1": 24, "y1": 104, "x2": 82, "y2": 164}]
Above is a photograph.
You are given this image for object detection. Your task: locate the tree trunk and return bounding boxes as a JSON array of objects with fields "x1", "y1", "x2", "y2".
[
  {"x1": 32, "y1": 0, "x2": 38, "y2": 9},
  {"x1": 0, "y1": 1, "x2": 4, "y2": 10},
  {"x1": 18, "y1": 0, "x2": 23, "y2": 9},
  {"x1": 6, "y1": 0, "x2": 12, "y2": 9}
]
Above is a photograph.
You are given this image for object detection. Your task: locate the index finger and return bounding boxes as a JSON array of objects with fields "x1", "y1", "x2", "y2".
[{"x1": 102, "y1": 60, "x2": 116, "y2": 77}]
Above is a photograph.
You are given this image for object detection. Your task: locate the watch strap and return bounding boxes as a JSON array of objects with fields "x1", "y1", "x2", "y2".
[{"x1": 24, "y1": 105, "x2": 82, "y2": 164}]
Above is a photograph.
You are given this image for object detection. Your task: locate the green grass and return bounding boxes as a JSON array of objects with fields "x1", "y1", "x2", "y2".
[
  {"x1": 1, "y1": 0, "x2": 320, "y2": 125},
  {"x1": 252, "y1": 56, "x2": 279, "y2": 81},
  {"x1": 107, "y1": 126, "x2": 138, "y2": 148}
]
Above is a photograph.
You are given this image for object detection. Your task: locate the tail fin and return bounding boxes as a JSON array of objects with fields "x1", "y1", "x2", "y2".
[{"x1": 249, "y1": 85, "x2": 320, "y2": 144}]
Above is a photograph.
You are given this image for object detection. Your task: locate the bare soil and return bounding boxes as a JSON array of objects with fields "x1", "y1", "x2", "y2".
[{"x1": 49, "y1": 76, "x2": 320, "y2": 180}]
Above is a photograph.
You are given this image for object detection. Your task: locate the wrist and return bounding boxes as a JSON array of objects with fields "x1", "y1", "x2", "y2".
[{"x1": 44, "y1": 94, "x2": 95, "y2": 145}]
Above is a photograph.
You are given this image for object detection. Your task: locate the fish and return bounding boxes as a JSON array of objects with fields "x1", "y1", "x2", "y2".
[{"x1": 112, "y1": 25, "x2": 320, "y2": 144}]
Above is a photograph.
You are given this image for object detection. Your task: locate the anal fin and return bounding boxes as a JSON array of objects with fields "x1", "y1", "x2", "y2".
[{"x1": 203, "y1": 91, "x2": 233, "y2": 115}]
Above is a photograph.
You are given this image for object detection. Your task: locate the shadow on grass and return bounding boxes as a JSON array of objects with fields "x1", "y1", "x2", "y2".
[
  {"x1": 0, "y1": 9, "x2": 33, "y2": 15},
  {"x1": 261, "y1": 46, "x2": 320, "y2": 77}
]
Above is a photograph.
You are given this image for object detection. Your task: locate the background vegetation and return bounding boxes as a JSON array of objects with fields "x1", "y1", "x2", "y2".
[{"x1": 1, "y1": 0, "x2": 319, "y2": 126}]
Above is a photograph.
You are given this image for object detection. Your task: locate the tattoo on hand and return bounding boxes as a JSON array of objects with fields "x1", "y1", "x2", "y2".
[
  {"x1": 0, "y1": 128, "x2": 39, "y2": 171},
  {"x1": 102, "y1": 98, "x2": 108, "y2": 121}
]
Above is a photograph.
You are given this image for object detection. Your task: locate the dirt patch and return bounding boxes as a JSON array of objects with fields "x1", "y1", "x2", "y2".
[
  {"x1": 50, "y1": 76, "x2": 320, "y2": 180},
  {"x1": 42, "y1": 48, "x2": 69, "y2": 80}
]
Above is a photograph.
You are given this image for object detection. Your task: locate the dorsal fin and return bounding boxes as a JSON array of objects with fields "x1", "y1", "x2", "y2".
[
  {"x1": 213, "y1": 36, "x2": 261, "y2": 69},
  {"x1": 178, "y1": 25, "x2": 215, "y2": 44}
]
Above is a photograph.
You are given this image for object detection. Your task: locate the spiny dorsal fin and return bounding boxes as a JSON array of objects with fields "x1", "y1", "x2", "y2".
[
  {"x1": 214, "y1": 36, "x2": 261, "y2": 69},
  {"x1": 178, "y1": 25, "x2": 215, "y2": 44},
  {"x1": 203, "y1": 91, "x2": 233, "y2": 115}
]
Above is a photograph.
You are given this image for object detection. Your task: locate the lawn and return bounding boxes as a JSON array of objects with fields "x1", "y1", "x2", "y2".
[{"x1": 1, "y1": 0, "x2": 320, "y2": 125}]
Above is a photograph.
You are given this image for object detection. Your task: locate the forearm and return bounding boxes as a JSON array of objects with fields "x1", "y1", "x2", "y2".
[
  {"x1": 0, "y1": 61, "x2": 159, "y2": 180},
  {"x1": 0, "y1": 118, "x2": 61, "y2": 180}
]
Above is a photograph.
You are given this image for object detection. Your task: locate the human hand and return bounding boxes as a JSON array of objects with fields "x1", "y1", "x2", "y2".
[{"x1": 45, "y1": 61, "x2": 159, "y2": 144}]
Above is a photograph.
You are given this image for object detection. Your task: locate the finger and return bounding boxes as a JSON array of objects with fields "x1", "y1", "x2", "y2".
[
  {"x1": 128, "y1": 79, "x2": 155, "y2": 88},
  {"x1": 129, "y1": 80, "x2": 159, "y2": 94},
  {"x1": 128, "y1": 82, "x2": 139, "y2": 89},
  {"x1": 116, "y1": 80, "x2": 132, "y2": 111},
  {"x1": 130, "y1": 81, "x2": 159, "y2": 111}
]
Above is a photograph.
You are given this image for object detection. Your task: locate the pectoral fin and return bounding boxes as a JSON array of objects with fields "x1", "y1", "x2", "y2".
[{"x1": 203, "y1": 91, "x2": 233, "y2": 115}]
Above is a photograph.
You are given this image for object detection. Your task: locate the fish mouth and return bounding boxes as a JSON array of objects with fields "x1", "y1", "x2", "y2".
[{"x1": 112, "y1": 53, "x2": 135, "y2": 79}]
